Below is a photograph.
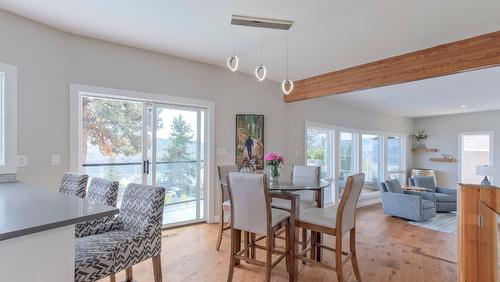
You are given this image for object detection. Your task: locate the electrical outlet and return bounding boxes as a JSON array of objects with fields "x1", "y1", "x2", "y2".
[
  {"x1": 51, "y1": 154, "x2": 61, "y2": 166},
  {"x1": 18, "y1": 155, "x2": 28, "y2": 167}
]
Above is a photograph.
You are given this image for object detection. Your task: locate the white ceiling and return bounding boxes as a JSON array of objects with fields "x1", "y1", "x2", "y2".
[
  {"x1": 1, "y1": 0, "x2": 500, "y2": 118},
  {"x1": 0, "y1": 0, "x2": 499, "y2": 83},
  {"x1": 330, "y1": 66, "x2": 500, "y2": 118}
]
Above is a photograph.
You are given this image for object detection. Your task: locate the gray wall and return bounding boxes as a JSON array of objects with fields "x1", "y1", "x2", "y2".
[
  {"x1": 0, "y1": 10, "x2": 414, "y2": 218},
  {"x1": 414, "y1": 110, "x2": 500, "y2": 187}
]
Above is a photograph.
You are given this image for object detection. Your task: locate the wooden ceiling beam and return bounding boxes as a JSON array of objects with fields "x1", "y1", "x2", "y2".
[{"x1": 284, "y1": 31, "x2": 500, "y2": 103}]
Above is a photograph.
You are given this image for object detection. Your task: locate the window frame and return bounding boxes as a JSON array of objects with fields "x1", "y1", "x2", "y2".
[{"x1": 0, "y1": 63, "x2": 18, "y2": 174}]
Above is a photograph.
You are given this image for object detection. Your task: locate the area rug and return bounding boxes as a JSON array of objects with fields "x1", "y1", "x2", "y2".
[{"x1": 406, "y1": 212, "x2": 457, "y2": 234}]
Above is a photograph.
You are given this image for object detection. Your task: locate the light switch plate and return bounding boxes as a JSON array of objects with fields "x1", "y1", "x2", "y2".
[
  {"x1": 216, "y1": 147, "x2": 227, "y2": 155},
  {"x1": 18, "y1": 155, "x2": 28, "y2": 167},
  {"x1": 51, "y1": 154, "x2": 61, "y2": 166}
]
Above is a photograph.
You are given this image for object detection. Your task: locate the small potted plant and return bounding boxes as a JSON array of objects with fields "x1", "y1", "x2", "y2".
[
  {"x1": 264, "y1": 152, "x2": 285, "y2": 181},
  {"x1": 412, "y1": 129, "x2": 428, "y2": 150}
]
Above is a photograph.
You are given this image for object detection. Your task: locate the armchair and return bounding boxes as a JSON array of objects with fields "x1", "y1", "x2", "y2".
[
  {"x1": 380, "y1": 179, "x2": 436, "y2": 222},
  {"x1": 75, "y1": 183, "x2": 165, "y2": 282},
  {"x1": 410, "y1": 176, "x2": 457, "y2": 212}
]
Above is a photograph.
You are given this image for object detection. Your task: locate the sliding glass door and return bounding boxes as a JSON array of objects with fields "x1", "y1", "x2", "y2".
[
  {"x1": 80, "y1": 95, "x2": 207, "y2": 227},
  {"x1": 152, "y1": 105, "x2": 205, "y2": 226}
]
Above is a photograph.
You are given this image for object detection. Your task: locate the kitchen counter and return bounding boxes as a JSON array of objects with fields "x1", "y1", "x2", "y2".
[
  {"x1": 0, "y1": 181, "x2": 118, "y2": 241},
  {"x1": 0, "y1": 181, "x2": 119, "y2": 282}
]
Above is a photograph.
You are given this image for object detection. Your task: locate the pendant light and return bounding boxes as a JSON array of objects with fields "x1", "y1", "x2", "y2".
[
  {"x1": 255, "y1": 30, "x2": 267, "y2": 81},
  {"x1": 281, "y1": 31, "x2": 294, "y2": 95},
  {"x1": 227, "y1": 27, "x2": 239, "y2": 72}
]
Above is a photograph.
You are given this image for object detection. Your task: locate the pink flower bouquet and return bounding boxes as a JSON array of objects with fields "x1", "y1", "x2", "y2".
[{"x1": 264, "y1": 152, "x2": 285, "y2": 166}]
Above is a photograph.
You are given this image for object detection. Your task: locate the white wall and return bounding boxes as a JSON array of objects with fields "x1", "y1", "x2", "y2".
[
  {"x1": 414, "y1": 110, "x2": 500, "y2": 187},
  {"x1": 0, "y1": 10, "x2": 414, "y2": 219}
]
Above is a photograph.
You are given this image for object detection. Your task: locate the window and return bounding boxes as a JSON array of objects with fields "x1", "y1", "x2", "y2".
[
  {"x1": 305, "y1": 121, "x2": 407, "y2": 206},
  {"x1": 0, "y1": 63, "x2": 17, "y2": 174},
  {"x1": 306, "y1": 126, "x2": 332, "y2": 179},
  {"x1": 306, "y1": 124, "x2": 334, "y2": 204},
  {"x1": 361, "y1": 134, "x2": 381, "y2": 196},
  {"x1": 338, "y1": 132, "x2": 356, "y2": 193},
  {"x1": 386, "y1": 136, "x2": 405, "y2": 182},
  {"x1": 460, "y1": 132, "x2": 493, "y2": 184}
]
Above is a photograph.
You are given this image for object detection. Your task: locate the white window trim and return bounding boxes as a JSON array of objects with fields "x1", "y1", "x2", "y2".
[
  {"x1": 458, "y1": 131, "x2": 494, "y2": 184},
  {"x1": 305, "y1": 121, "x2": 408, "y2": 205},
  {"x1": 69, "y1": 84, "x2": 216, "y2": 223},
  {"x1": 0, "y1": 63, "x2": 17, "y2": 174}
]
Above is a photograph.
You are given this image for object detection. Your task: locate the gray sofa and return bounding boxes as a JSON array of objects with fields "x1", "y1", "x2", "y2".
[
  {"x1": 409, "y1": 176, "x2": 457, "y2": 212},
  {"x1": 380, "y1": 179, "x2": 436, "y2": 222}
]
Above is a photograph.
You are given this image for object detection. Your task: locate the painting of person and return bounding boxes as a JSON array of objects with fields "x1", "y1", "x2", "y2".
[{"x1": 236, "y1": 114, "x2": 264, "y2": 170}]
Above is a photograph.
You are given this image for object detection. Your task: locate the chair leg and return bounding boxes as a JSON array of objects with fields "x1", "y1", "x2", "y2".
[
  {"x1": 310, "y1": 231, "x2": 317, "y2": 260},
  {"x1": 335, "y1": 234, "x2": 344, "y2": 282},
  {"x1": 125, "y1": 266, "x2": 133, "y2": 282},
  {"x1": 244, "y1": 231, "x2": 250, "y2": 258},
  {"x1": 285, "y1": 225, "x2": 291, "y2": 273},
  {"x1": 301, "y1": 228, "x2": 307, "y2": 265},
  {"x1": 266, "y1": 234, "x2": 273, "y2": 282},
  {"x1": 250, "y1": 233, "x2": 256, "y2": 259},
  {"x1": 227, "y1": 229, "x2": 237, "y2": 282},
  {"x1": 109, "y1": 274, "x2": 116, "y2": 282},
  {"x1": 152, "y1": 255, "x2": 163, "y2": 282},
  {"x1": 216, "y1": 208, "x2": 224, "y2": 251},
  {"x1": 350, "y1": 229, "x2": 361, "y2": 281}
]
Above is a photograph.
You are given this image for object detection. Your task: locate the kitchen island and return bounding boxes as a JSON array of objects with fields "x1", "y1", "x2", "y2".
[{"x1": 0, "y1": 181, "x2": 119, "y2": 282}]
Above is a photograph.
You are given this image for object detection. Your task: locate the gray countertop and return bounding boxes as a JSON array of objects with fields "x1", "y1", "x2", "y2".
[{"x1": 0, "y1": 181, "x2": 119, "y2": 241}]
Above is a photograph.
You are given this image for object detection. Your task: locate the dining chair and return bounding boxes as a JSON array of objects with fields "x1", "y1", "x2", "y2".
[
  {"x1": 216, "y1": 165, "x2": 239, "y2": 251},
  {"x1": 59, "y1": 172, "x2": 89, "y2": 198},
  {"x1": 271, "y1": 165, "x2": 319, "y2": 211},
  {"x1": 226, "y1": 172, "x2": 295, "y2": 282},
  {"x1": 74, "y1": 183, "x2": 165, "y2": 282},
  {"x1": 298, "y1": 173, "x2": 365, "y2": 282},
  {"x1": 75, "y1": 178, "x2": 120, "y2": 238}
]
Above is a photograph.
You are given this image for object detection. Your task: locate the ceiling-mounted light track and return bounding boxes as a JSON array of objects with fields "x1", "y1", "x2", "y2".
[{"x1": 231, "y1": 15, "x2": 293, "y2": 30}]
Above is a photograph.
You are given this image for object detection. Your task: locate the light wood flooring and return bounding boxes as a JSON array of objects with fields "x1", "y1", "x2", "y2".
[{"x1": 99, "y1": 204, "x2": 457, "y2": 282}]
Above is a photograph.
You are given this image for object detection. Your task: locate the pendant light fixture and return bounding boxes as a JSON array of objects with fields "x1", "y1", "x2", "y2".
[
  {"x1": 254, "y1": 30, "x2": 267, "y2": 81},
  {"x1": 281, "y1": 31, "x2": 294, "y2": 95},
  {"x1": 227, "y1": 27, "x2": 239, "y2": 72}
]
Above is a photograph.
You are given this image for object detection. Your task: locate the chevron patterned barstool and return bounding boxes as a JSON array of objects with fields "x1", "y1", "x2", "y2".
[
  {"x1": 59, "y1": 172, "x2": 89, "y2": 198},
  {"x1": 74, "y1": 183, "x2": 166, "y2": 282},
  {"x1": 75, "y1": 178, "x2": 120, "y2": 238}
]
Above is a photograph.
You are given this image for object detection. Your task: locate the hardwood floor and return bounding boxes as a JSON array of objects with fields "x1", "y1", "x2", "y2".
[{"x1": 99, "y1": 204, "x2": 457, "y2": 282}]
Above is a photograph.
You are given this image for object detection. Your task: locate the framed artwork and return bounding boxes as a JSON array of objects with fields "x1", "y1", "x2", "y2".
[{"x1": 235, "y1": 114, "x2": 264, "y2": 169}]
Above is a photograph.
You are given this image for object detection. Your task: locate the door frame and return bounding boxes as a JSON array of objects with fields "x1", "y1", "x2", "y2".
[
  {"x1": 69, "y1": 84, "x2": 216, "y2": 223},
  {"x1": 458, "y1": 131, "x2": 495, "y2": 184}
]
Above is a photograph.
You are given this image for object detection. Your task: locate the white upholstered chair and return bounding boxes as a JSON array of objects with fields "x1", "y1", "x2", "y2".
[
  {"x1": 272, "y1": 165, "x2": 319, "y2": 211},
  {"x1": 216, "y1": 165, "x2": 239, "y2": 251},
  {"x1": 298, "y1": 173, "x2": 365, "y2": 282},
  {"x1": 227, "y1": 172, "x2": 296, "y2": 282}
]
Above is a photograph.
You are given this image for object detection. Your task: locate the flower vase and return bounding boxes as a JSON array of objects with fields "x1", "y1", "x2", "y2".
[{"x1": 267, "y1": 165, "x2": 280, "y2": 182}]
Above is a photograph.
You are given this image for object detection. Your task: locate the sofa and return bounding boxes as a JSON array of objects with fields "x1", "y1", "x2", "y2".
[
  {"x1": 380, "y1": 179, "x2": 436, "y2": 222},
  {"x1": 409, "y1": 176, "x2": 457, "y2": 212}
]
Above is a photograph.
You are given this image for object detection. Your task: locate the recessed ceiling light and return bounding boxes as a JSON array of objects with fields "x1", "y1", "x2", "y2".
[{"x1": 461, "y1": 105, "x2": 467, "y2": 108}]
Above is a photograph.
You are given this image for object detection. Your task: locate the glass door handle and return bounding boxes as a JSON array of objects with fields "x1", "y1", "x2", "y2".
[{"x1": 143, "y1": 160, "x2": 151, "y2": 175}]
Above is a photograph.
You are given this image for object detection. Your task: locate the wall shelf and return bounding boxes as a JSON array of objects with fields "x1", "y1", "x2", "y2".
[
  {"x1": 429, "y1": 157, "x2": 457, "y2": 163},
  {"x1": 412, "y1": 148, "x2": 438, "y2": 153}
]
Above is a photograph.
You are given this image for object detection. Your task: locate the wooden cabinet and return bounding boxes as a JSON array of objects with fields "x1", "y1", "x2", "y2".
[
  {"x1": 479, "y1": 202, "x2": 500, "y2": 281},
  {"x1": 459, "y1": 184, "x2": 500, "y2": 282}
]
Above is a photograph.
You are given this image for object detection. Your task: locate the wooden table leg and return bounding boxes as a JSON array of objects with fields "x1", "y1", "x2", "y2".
[
  {"x1": 288, "y1": 193, "x2": 299, "y2": 282},
  {"x1": 315, "y1": 189, "x2": 324, "y2": 262}
]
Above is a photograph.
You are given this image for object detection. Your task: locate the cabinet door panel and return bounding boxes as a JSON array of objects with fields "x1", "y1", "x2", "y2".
[{"x1": 479, "y1": 202, "x2": 500, "y2": 281}]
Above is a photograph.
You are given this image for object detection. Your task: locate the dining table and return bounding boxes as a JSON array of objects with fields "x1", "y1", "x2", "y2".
[
  {"x1": 268, "y1": 177, "x2": 331, "y2": 263},
  {"x1": 220, "y1": 173, "x2": 331, "y2": 281}
]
